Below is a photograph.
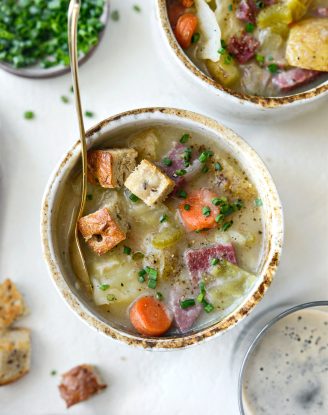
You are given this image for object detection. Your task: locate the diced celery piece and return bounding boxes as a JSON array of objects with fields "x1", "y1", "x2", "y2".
[
  {"x1": 257, "y1": 4, "x2": 292, "y2": 36},
  {"x1": 152, "y1": 226, "x2": 182, "y2": 249},
  {"x1": 206, "y1": 58, "x2": 241, "y2": 87}
]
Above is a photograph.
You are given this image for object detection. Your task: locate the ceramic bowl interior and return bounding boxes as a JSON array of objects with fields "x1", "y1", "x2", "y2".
[
  {"x1": 156, "y1": 0, "x2": 328, "y2": 109},
  {"x1": 41, "y1": 108, "x2": 283, "y2": 349}
]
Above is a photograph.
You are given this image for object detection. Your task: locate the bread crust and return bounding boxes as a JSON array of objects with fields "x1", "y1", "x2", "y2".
[{"x1": 0, "y1": 279, "x2": 26, "y2": 330}]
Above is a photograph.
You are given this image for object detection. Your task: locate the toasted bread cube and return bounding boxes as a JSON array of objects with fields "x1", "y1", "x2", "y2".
[
  {"x1": 0, "y1": 328, "x2": 31, "y2": 385},
  {"x1": 124, "y1": 160, "x2": 175, "y2": 206},
  {"x1": 87, "y1": 148, "x2": 138, "y2": 188},
  {"x1": 128, "y1": 129, "x2": 159, "y2": 161},
  {"x1": 59, "y1": 364, "x2": 106, "y2": 408},
  {"x1": 78, "y1": 208, "x2": 126, "y2": 255},
  {"x1": 0, "y1": 279, "x2": 27, "y2": 330}
]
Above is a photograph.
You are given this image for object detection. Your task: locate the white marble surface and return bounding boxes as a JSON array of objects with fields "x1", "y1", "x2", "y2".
[{"x1": 0, "y1": 1, "x2": 327, "y2": 414}]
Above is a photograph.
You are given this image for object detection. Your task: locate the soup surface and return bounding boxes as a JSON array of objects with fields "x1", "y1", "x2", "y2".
[
  {"x1": 242, "y1": 308, "x2": 328, "y2": 414},
  {"x1": 167, "y1": 0, "x2": 328, "y2": 97},
  {"x1": 58, "y1": 126, "x2": 265, "y2": 337}
]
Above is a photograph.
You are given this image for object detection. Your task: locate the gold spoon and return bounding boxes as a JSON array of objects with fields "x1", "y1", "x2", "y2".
[{"x1": 68, "y1": 0, "x2": 92, "y2": 291}]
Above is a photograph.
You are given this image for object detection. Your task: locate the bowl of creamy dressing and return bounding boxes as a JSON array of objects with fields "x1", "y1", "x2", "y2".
[{"x1": 239, "y1": 301, "x2": 328, "y2": 414}]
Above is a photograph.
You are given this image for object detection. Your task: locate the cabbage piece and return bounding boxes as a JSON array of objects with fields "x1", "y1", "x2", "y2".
[
  {"x1": 195, "y1": 0, "x2": 221, "y2": 62},
  {"x1": 215, "y1": 0, "x2": 243, "y2": 40},
  {"x1": 205, "y1": 261, "x2": 256, "y2": 309}
]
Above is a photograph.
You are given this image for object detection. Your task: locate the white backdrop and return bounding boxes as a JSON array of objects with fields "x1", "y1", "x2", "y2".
[{"x1": 0, "y1": 0, "x2": 328, "y2": 414}]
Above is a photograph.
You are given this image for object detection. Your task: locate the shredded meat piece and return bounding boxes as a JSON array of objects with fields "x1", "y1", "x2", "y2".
[
  {"x1": 228, "y1": 33, "x2": 259, "y2": 64},
  {"x1": 272, "y1": 68, "x2": 320, "y2": 92}
]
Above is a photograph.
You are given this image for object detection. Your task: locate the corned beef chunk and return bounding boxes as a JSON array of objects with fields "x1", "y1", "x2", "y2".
[
  {"x1": 272, "y1": 68, "x2": 320, "y2": 92},
  {"x1": 169, "y1": 289, "x2": 202, "y2": 333},
  {"x1": 228, "y1": 33, "x2": 259, "y2": 64}
]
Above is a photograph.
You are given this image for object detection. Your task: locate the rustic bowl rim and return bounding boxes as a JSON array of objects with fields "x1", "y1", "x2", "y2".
[
  {"x1": 156, "y1": 0, "x2": 328, "y2": 109},
  {"x1": 41, "y1": 107, "x2": 284, "y2": 350}
]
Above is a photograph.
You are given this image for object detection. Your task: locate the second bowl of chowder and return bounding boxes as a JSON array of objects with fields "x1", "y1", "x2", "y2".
[
  {"x1": 155, "y1": 0, "x2": 328, "y2": 121},
  {"x1": 41, "y1": 108, "x2": 283, "y2": 349}
]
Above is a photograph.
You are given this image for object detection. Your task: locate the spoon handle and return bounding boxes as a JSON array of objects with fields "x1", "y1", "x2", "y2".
[{"x1": 68, "y1": 0, "x2": 88, "y2": 220}]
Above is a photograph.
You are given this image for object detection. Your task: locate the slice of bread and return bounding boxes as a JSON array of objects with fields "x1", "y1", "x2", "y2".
[
  {"x1": 87, "y1": 148, "x2": 138, "y2": 188},
  {"x1": 0, "y1": 328, "x2": 31, "y2": 386},
  {"x1": 124, "y1": 159, "x2": 175, "y2": 206},
  {"x1": 0, "y1": 279, "x2": 27, "y2": 330}
]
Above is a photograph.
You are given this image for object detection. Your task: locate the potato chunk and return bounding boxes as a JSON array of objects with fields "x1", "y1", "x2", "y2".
[
  {"x1": 286, "y1": 18, "x2": 328, "y2": 71},
  {"x1": 206, "y1": 58, "x2": 241, "y2": 87},
  {"x1": 124, "y1": 160, "x2": 175, "y2": 206},
  {"x1": 78, "y1": 208, "x2": 126, "y2": 255}
]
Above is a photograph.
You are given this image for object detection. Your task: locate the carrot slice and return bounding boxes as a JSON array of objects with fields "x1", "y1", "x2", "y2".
[
  {"x1": 130, "y1": 296, "x2": 172, "y2": 337},
  {"x1": 181, "y1": 0, "x2": 194, "y2": 7},
  {"x1": 179, "y1": 189, "x2": 221, "y2": 232},
  {"x1": 174, "y1": 13, "x2": 198, "y2": 49},
  {"x1": 168, "y1": 0, "x2": 186, "y2": 28}
]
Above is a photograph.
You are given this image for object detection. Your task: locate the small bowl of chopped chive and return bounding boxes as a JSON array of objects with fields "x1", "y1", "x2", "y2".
[{"x1": 0, "y1": 0, "x2": 109, "y2": 78}]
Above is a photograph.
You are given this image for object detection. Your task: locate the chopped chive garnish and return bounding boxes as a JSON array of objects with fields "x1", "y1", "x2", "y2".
[
  {"x1": 160, "y1": 214, "x2": 167, "y2": 223},
  {"x1": 50, "y1": 370, "x2": 57, "y2": 376},
  {"x1": 99, "y1": 283, "x2": 109, "y2": 291},
  {"x1": 138, "y1": 269, "x2": 147, "y2": 277},
  {"x1": 175, "y1": 169, "x2": 187, "y2": 176},
  {"x1": 162, "y1": 157, "x2": 172, "y2": 166},
  {"x1": 133, "y1": 4, "x2": 141, "y2": 12},
  {"x1": 224, "y1": 54, "x2": 233, "y2": 64},
  {"x1": 61, "y1": 95, "x2": 69, "y2": 103},
  {"x1": 129, "y1": 193, "x2": 139, "y2": 202},
  {"x1": 211, "y1": 258, "x2": 219, "y2": 266},
  {"x1": 180, "y1": 298, "x2": 196, "y2": 309},
  {"x1": 180, "y1": 133, "x2": 190, "y2": 143},
  {"x1": 245, "y1": 23, "x2": 255, "y2": 33},
  {"x1": 86, "y1": 194, "x2": 93, "y2": 201},
  {"x1": 222, "y1": 220, "x2": 233, "y2": 231},
  {"x1": 146, "y1": 267, "x2": 158, "y2": 279},
  {"x1": 24, "y1": 111, "x2": 34, "y2": 120},
  {"x1": 255, "y1": 198, "x2": 263, "y2": 206},
  {"x1": 202, "y1": 165, "x2": 209, "y2": 173},
  {"x1": 148, "y1": 279, "x2": 157, "y2": 289},
  {"x1": 202, "y1": 206, "x2": 211, "y2": 217},
  {"x1": 215, "y1": 162, "x2": 223, "y2": 171},
  {"x1": 132, "y1": 252, "x2": 144, "y2": 260},
  {"x1": 107, "y1": 294, "x2": 117, "y2": 302},
  {"x1": 215, "y1": 214, "x2": 224, "y2": 223},
  {"x1": 218, "y1": 47, "x2": 226, "y2": 55},
  {"x1": 203, "y1": 302, "x2": 214, "y2": 313},
  {"x1": 228, "y1": 3, "x2": 233, "y2": 11},
  {"x1": 192, "y1": 32, "x2": 200, "y2": 43},
  {"x1": 197, "y1": 292, "x2": 205, "y2": 303},
  {"x1": 70, "y1": 85, "x2": 74, "y2": 93},
  {"x1": 212, "y1": 198, "x2": 221, "y2": 206},
  {"x1": 184, "y1": 161, "x2": 190, "y2": 168},
  {"x1": 199, "y1": 150, "x2": 214, "y2": 163},
  {"x1": 138, "y1": 275, "x2": 145, "y2": 283},
  {"x1": 178, "y1": 190, "x2": 187, "y2": 199},
  {"x1": 111, "y1": 10, "x2": 120, "y2": 21},
  {"x1": 123, "y1": 246, "x2": 132, "y2": 255},
  {"x1": 85, "y1": 111, "x2": 94, "y2": 117},
  {"x1": 233, "y1": 199, "x2": 244, "y2": 210},
  {"x1": 184, "y1": 204, "x2": 191, "y2": 211},
  {"x1": 156, "y1": 292, "x2": 164, "y2": 301},
  {"x1": 268, "y1": 63, "x2": 278, "y2": 73},
  {"x1": 221, "y1": 39, "x2": 227, "y2": 48},
  {"x1": 256, "y1": 54, "x2": 265, "y2": 64}
]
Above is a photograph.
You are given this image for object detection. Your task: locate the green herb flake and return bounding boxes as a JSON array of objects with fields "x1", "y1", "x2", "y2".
[
  {"x1": 86, "y1": 194, "x2": 93, "y2": 201},
  {"x1": 50, "y1": 370, "x2": 57, "y2": 376},
  {"x1": 148, "y1": 279, "x2": 157, "y2": 289},
  {"x1": 162, "y1": 157, "x2": 172, "y2": 166},
  {"x1": 268, "y1": 63, "x2": 278, "y2": 74},
  {"x1": 178, "y1": 190, "x2": 187, "y2": 199},
  {"x1": 156, "y1": 292, "x2": 164, "y2": 301},
  {"x1": 107, "y1": 294, "x2": 117, "y2": 302},
  {"x1": 146, "y1": 267, "x2": 158, "y2": 279},
  {"x1": 199, "y1": 150, "x2": 213, "y2": 163},
  {"x1": 111, "y1": 10, "x2": 120, "y2": 21},
  {"x1": 70, "y1": 86, "x2": 74, "y2": 93},
  {"x1": 129, "y1": 193, "x2": 139, "y2": 202},
  {"x1": 85, "y1": 111, "x2": 94, "y2": 118},
  {"x1": 255, "y1": 198, "x2": 263, "y2": 207},
  {"x1": 180, "y1": 298, "x2": 196, "y2": 309},
  {"x1": 211, "y1": 258, "x2": 219, "y2": 266},
  {"x1": 256, "y1": 54, "x2": 265, "y2": 64},
  {"x1": 215, "y1": 162, "x2": 223, "y2": 171},
  {"x1": 99, "y1": 283, "x2": 109, "y2": 291},
  {"x1": 191, "y1": 32, "x2": 201, "y2": 44},
  {"x1": 160, "y1": 214, "x2": 168, "y2": 223},
  {"x1": 202, "y1": 165, "x2": 209, "y2": 173},
  {"x1": 228, "y1": 3, "x2": 233, "y2": 11},
  {"x1": 24, "y1": 111, "x2": 34, "y2": 120},
  {"x1": 245, "y1": 23, "x2": 255, "y2": 33},
  {"x1": 215, "y1": 213, "x2": 224, "y2": 223},
  {"x1": 218, "y1": 47, "x2": 226, "y2": 55},
  {"x1": 138, "y1": 275, "x2": 145, "y2": 283},
  {"x1": 133, "y1": 4, "x2": 141, "y2": 12},
  {"x1": 222, "y1": 220, "x2": 233, "y2": 231},
  {"x1": 202, "y1": 206, "x2": 211, "y2": 217},
  {"x1": 203, "y1": 302, "x2": 214, "y2": 313},
  {"x1": 184, "y1": 204, "x2": 191, "y2": 211},
  {"x1": 180, "y1": 133, "x2": 190, "y2": 143},
  {"x1": 224, "y1": 54, "x2": 233, "y2": 65},
  {"x1": 175, "y1": 169, "x2": 187, "y2": 177},
  {"x1": 138, "y1": 269, "x2": 147, "y2": 277},
  {"x1": 123, "y1": 246, "x2": 132, "y2": 255},
  {"x1": 61, "y1": 95, "x2": 69, "y2": 104}
]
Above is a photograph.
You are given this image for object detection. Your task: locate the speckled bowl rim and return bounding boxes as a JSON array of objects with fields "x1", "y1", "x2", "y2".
[
  {"x1": 41, "y1": 107, "x2": 284, "y2": 350},
  {"x1": 156, "y1": 0, "x2": 328, "y2": 109},
  {"x1": 238, "y1": 300, "x2": 328, "y2": 413}
]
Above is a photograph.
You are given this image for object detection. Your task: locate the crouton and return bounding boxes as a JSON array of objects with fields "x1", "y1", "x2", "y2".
[
  {"x1": 0, "y1": 328, "x2": 31, "y2": 385},
  {"x1": 0, "y1": 279, "x2": 27, "y2": 330},
  {"x1": 87, "y1": 148, "x2": 138, "y2": 188},
  {"x1": 59, "y1": 364, "x2": 106, "y2": 408},
  {"x1": 128, "y1": 129, "x2": 159, "y2": 161},
  {"x1": 78, "y1": 208, "x2": 126, "y2": 255},
  {"x1": 124, "y1": 160, "x2": 175, "y2": 206}
]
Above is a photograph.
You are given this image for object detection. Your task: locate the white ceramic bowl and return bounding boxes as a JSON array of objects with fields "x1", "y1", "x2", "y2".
[
  {"x1": 41, "y1": 107, "x2": 283, "y2": 349},
  {"x1": 154, "y1": 1, "x2": 328, "y2": 122}
]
